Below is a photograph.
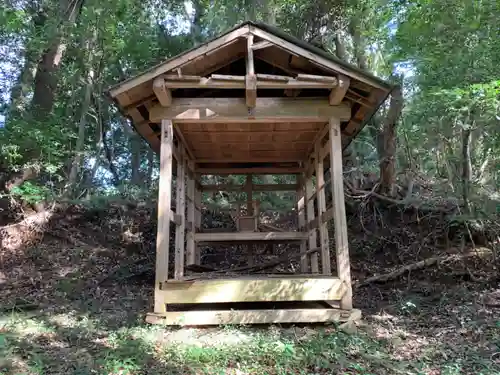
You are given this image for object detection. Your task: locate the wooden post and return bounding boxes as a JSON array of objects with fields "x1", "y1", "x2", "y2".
[
  {"x1": 329, "y1": 117, "x2": 352, "y2": 310},
  {"x1": 174, "y1": 147, "x2": 186, "y2": 279},
  {"x1": 315, "y1": 144, "x2": 332, "y2": 275},
  {"x1": 194, "y1": 174, "x2": 202, "y2": 265},
  {"x1": 155, "y1": 119, "x2": 173, "y2": 313},
  {"x1": 245, "y1": 175, "x2": 254, "y2": 266},
  {"x1": 297, "y1": 174, "x2": 308, "y2": 272},
  {"x1": 305, "y1": 174, "x2": 319, "y2": 273},
  {"x1": 186, "y1": 162, "x2": 196, "y2": 265}
]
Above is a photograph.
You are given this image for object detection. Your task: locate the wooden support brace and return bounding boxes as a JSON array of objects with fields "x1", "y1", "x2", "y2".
[
  {"x1": 174, "y1": 148, "x2": 186, "y2": 279},
  {"x1": 329, "y1": 117, "x2": 353, "y2": 309},
  {"x1": 155, "y1": 119, "x2": 173, "y2": 313},
  {"x1": 305, "y1": 174, "x2": 319, "y2": 273},
  {"x1": 315, "y1": 143, "x2": 332, "y2": 275},
  {"x1": 297, "y1": 174, "x2": 309, "y2": 273},
  {"x1": 329, "y1": 75, "x2": 350, "y2": 105},
  {"x1": 153, "y1": 77, "x2": 172, "y2": 107}
]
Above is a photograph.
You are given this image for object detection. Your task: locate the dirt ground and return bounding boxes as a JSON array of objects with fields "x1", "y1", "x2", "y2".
[{"x1": 1, "y1": 202, "x2": 499, "y2": 374}]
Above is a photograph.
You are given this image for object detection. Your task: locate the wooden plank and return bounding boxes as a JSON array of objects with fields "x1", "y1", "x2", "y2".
[
  {"x1": 329, "y1": 75, "x2": 350, "y2": 105},
  {"x1": 297, "y1": 175, "x2": 308, "y2": 272},
  {"x1": 174, "y1": 149, "x2": 186, "y2": 279},
  {"x1": 200, "y1": 183, "x2": 299, "y2": 192},
  {"x1": 186, "y1": 170, "x2": 196, "y2": 265},
  {"x1": 164, "y1": 74, "x2": 204, "y2": 81},
  {"x1": 211, "y1": 74, "x2": 245, "y2": 81},
  {"x1": 315, "y1": 143, "x2": 331, "y2": 275},
  {"x1": 154, "y1": 119, "x2": 173, "y2": 313},
  {"x1": 305, "y1": 175, "x2": 319, "y2": 273},
  {"x1": 147, "y1": 308, "x2": 361, "y2": 326},
  {"x1": 249, "y1": 25, "x2": 389, "y2": 90},
  {"x1": 160, "y1": 77, "x2": 337, "y2": 89},
  {"x1": 296, "y1": 74, "x2": 337, "y2": 84},
  {"x1": 153, "y1": 77, "x2": 172, "y2": 107},
  {"x1": 109, "y1": 25, "x2": 250, "y2": 97},
  {"x1": 246, "y1": 75, "x2": 257, "y2": 108},
  {"x1": 195, "y1": 231, "x2": 307, "y2": 242},
  {"x1": 329, "y1": 118, "x2": 352, "y2": 310},
  {"x1": 256, "y1": 73, "x2": 291, "y2": 82},
  {"x1": 159, "y1": 276, "x2": 345, "y2": 303},
  {"x1": 149, "y1": 98, "x2": 351, "y2": 123},
  {"x1": 194, "y1": 174, "x2": 202, "y2": 265},
  {"x1": 196, "y1": 167, "x2": 303, "y2": 175},
  {"x1": 251, "y1": 40, "x2": 273, "y2": 50}
]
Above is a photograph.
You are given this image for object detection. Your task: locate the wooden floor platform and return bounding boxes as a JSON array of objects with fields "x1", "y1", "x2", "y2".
[
  {"x1": 158, "y1": 276, "x2": 346, "y2": 304},
  {"x1": 146, "y1": 308, "x2": 361, "y2": 326}
]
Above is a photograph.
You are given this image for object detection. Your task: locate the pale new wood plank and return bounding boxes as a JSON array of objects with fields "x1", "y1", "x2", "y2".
[
  {"x1": 148, "y1": 98, "x2": 351, "y2": 123},
  {"x1": 305, "y1": 176, "x2": 319, "y2": 273},
  {"x1": 251, "y1": 40, "x2": 273, "y2": 50},
  {"x1": 154, "y1": 120, "x2": 173, "y2": 313},
  {"x1": 315, "y1": 143, "x2": 331, "y2": 275},
  {"x1": 329, "y1": 75, "x2": 350, "y2": 105},
  {"x1": 195, "y1": 231, "x2": 307, "y2": 242},
  {"x1": 147, "y1": 308, "x2": 361, "y2": 326},
  {"x1": 329, "y1": 118, "x2": 353, "y2": 310},
  {"x1": 160, "y1": 77, "x2": 337, "y2": 89},
  {"x1": 174, "y1": 149, "x2": 186, "y2": 279},
  {"x1": 159, "y1": 276, "x2": 345, "y2": 303},
  {"x1": 109, "y1": 25, "x2": 250, "y2": 97}
]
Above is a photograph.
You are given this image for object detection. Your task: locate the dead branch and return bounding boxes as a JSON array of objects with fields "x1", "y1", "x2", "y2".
[{"x1": 357, "y1": 248, "x2": 493, "y2": 287}]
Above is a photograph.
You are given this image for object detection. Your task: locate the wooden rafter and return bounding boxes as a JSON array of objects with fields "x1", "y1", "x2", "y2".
[
  {"x1": 246, "y1": 34, "x2": 257, "y2": 108},
  {"x1": 329, "y1": 75, "x2": 350, "y2": 105}
]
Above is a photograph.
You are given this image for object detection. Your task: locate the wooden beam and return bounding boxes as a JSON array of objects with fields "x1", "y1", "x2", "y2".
[
  {"x1": 186, "y1": 169, "x2": 196, "y2": 265},
  {"x1": 315, "y1": 143, "x2": 331, "y2": 276},
  {"x1": 200, "y1": 183, "x2": 299, "y2": 192},
  {"x1": 251, "y1": 40, "x2": 273, "y2": 50},
  {"x1": 297, "y1": 175, "x2": 309, "y2": 272},
  {"x1": 246, "y1": 34, "x2": 257, "y2": 108},
  {"x1": 155, "y1": 119, "x2": 173, "y2": 312},
  {"x1": 174, "y1": 149, "x2": 186, "y2": 279},
  {"x1": 196, "y1": 166, "x2": 303, "y2": 175},
  {"x1": 296, "y1": 74, "x2": 337, "y2": 84},
  {"x1": 160, "y1": 76, "x2": 337, "y2": 89},
  {"x1": 329, "y1": 118, "x2": 352, "y2": 310},
  {"x1": 194, "y1": 174, "x2": 202, "y2": 264},
  {"x1": 256, "y1": 73, "x2": 291, "y2": 82},
  {"x1": 159, "y1": 276, "x2": 346, "y2": 303},
  {"x1": 195, "y1": 231, "x2": 307, "y2": 242},
  {"x1": 109, "y1": 25, "x2": 250, "y2": 97},
  {"x1": 153, "y1": 77, "x2": 172, "y2": 107},
  {"x1": 305, "y1": 175, "x2": 319, "y2": 273},
  {"x1": 329, "y1": 75, "x2": 350, "y2": 105},
  {"x1": 149, "y1": 98, "x2": 351, "y2": 123}
]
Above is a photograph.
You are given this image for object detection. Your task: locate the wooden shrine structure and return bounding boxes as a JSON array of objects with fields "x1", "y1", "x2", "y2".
[{"x1": 109, "y1": 22, "x2": 393, "y2": 325}]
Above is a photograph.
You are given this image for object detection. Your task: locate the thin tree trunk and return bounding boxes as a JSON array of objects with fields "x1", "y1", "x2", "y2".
[
  {"x1": 333, "y1": 33, "x2": 347, "y2": 61},
  {"x1": 462, "y1": 128, "x2": 472, "y2": 214},
  {"x1": 349, "y1": 20, "x2": 369, "y2": 71},
  {"x1": 146, "y1": 149, "x2": 155, "y2": 188},
  {"x1": 379, "y1": 84, "x2": 403, "y2": 196}
]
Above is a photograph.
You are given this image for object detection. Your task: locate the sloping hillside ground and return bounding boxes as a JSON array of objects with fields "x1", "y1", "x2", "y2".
[{"x1": 1, "y1": 198, "x2": 499, "y2": 375}]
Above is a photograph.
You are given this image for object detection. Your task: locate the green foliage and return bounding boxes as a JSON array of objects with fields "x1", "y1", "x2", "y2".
[{"x1": 9, "y1": 182, "x2": 51, "y2": 204}]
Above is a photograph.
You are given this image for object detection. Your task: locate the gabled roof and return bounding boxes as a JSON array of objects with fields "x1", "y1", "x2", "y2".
[{"x1": 108, "y1": 21, "x2": 394, "y2": 156}]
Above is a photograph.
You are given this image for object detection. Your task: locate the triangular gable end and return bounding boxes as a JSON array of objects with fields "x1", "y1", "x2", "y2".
[{"x1": 109, "y1": 21, "x2": 393, "y2": 153}]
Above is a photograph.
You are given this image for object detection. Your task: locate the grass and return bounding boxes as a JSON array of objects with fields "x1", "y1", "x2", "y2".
[{"x1": 1, "y1": 311, "x2": 499, "y2": 375}]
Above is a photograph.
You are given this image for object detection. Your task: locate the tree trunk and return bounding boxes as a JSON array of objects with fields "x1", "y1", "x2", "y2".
[
  {"x1": 190, "y1": 0, "x2": 204, "y2": 44},
  {"x1": 146, "y1": 149, "x2": 155, "y2": 188},
  {"x1": 379, "y1": 84, "x2": 403, "y2": 196},
  {"x1": 31, "y1": 0, "x2": 84, "y2": 120},
  {"x1": 461, "y1": 127, "x2": 472, "y2": 214},
  {"x1": 349, "y1": 20, "x2": 369, "y2": 71},
  {"x1": 333, "y1": 33, "x2": 347, "y2": 61}
]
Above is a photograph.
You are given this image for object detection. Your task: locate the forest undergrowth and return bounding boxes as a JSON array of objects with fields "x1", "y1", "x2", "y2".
[{"x1": 1, "y1": 194, "x2": 499, "y2": 375}]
